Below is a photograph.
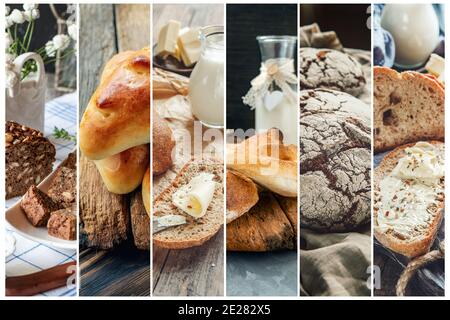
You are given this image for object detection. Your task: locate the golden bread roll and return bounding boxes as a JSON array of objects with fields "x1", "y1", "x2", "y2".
[
  {"x1": 142, "y1": 165, "x2": 150, "y2": 216},
  {"x1": 227, "y1": 128, "x2": 298, "y2": 197},
  {"x1": 80, "y1": 48, "x2": 150, "y2": 160},
  {"x1": 94, "y1": 144, "x2": 149, "y2": 194}
]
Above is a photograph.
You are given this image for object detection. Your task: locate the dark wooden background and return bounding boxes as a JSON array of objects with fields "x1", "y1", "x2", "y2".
[
  {"x1": 226, "y1": 4, "x2": 298, "y2": 131},
  {"x1": 300, "y1": 4, "x2": 371, "y2": 50}
]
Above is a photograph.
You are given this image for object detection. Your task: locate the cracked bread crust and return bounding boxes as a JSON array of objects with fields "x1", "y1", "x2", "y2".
[
  {"x1": 300, "y1": 89, "x2": 371, "y2": 232},
  {"x1": 300, "y1": 48, "x2": 366, "y2": 97}
]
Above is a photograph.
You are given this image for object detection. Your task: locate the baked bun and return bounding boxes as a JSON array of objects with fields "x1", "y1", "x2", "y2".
[
  {"x1": 142, "y1": 164, "x2": 150, "y2": 216},
  {"x1": 152, "y1": 110, "x2": 175, "y2": 175},
  {"x1": 94, "y1": 144, "x2": 149, "y2": 194},
  {"x1": 226, "y1": 128, "x2": 298, "y2": 197},
  {"x1": 80, "y1": 47, "x2": 150, "y2": 160}
]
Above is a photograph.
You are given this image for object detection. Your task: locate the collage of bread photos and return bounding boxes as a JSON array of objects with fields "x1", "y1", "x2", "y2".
[{"x1": 1, "y1": 1, "x2": 448, "y2": 303}]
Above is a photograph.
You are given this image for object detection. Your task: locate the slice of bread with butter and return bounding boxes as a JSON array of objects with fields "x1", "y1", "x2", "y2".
[
  {"x1": 153, "y1": 157, "x2": 223, "y2": 249},
  {"x1": 374, "y1": 141, "x2": 444, "y2": 258}
]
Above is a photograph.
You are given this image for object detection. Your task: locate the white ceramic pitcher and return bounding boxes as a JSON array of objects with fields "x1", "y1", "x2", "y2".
[{"x1": 6, "y1": 52, "x2": 47, "y2": 132}]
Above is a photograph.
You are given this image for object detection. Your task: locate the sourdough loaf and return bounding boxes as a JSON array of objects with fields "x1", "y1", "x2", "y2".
[
  {"x1": 300, "y1": 89, "x2": 371, "y2": 232},
  {"x1": 5, "y1": 121, "x2": 55, "y2": 199},
  {"x1": 374, "y1": 141, "x2": 444, "y2": 258},
  {"x1": 300, "y1": 48, "x2": 366, "y2": 96},
  {"x1": 153, "y1": 158, "x2": 223, "y2": 249},
  {"x1": 373, "y1": 67, "x2": 445, "y2": 152}
]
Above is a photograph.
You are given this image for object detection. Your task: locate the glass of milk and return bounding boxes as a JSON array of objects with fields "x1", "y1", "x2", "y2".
[
  {"x1": 189, "y1": 26, "x2": 224, "y2": 128},
  {"x1": 255, "y1": 36, "x2": 298, "y2": 145}
]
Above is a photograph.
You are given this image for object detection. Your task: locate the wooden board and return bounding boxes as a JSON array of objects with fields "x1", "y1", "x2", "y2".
[
  {"x1": 79, "y1": 3, "x2": 151, "y2": 296},
  {"x1": 151, "y1": 4, "x2": 225, "y2": 297}
]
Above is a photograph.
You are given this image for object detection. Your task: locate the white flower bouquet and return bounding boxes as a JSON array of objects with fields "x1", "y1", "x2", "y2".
[{"x1": 5, "y1": 4, "x2": 77, "y2": 88}]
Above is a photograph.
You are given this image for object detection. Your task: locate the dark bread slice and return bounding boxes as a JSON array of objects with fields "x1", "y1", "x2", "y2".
[
  {"x1": 153, "y1": 157, "x2": 223, "y2": 249},
  {"x1": 20, "y1": 185, "x2": 60, "y2": 227},
  {"x1": 373, "y1": 141, "x2": 444, "y2": 258},
  {"x1": 61, "y1": 151, "x2": 77, "y2": 170},
  {"x1": 5, "y1": 121, "x2": 55, "y2": 199},
  {"x1": 373, "y1": 67, "x2": 444, "y2": 152},
  {"x1": 226, "y1": 192, "x2": 295, "y2": 252},
  {"x1": 48, "y1": 167, "x2": 77, "y2": 208},
  {"x1": 47, "y1": 207, "x2": 76, "y2": 240}
]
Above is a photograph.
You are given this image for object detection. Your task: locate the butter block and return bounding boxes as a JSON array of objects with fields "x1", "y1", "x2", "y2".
[
  {"x1": 177, "y1": 27, "x2": 201, "y2": 67},
  {"x1": 155, "y1": 20, "x2": 181, "y2": 57},
  {"x1": 425, "y1": 53, "x2": 445, "y2": 83}
]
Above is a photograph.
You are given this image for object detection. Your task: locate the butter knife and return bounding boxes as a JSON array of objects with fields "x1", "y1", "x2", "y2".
[{"x1": 153, "y1": 215, "x2": 187, "y2": 234}]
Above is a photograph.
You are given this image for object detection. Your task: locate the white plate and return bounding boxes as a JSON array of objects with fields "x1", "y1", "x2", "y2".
[{"x1": 5, "y1": 161, "x2": 77, "y2": 250}]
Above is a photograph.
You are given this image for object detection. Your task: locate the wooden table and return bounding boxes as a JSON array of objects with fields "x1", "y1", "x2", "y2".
[
  {"x1": 78, "y1": 4, "x2": 151, "y2": 296},
  {"x1": 152, "y1": 4, "x2": 225, "y2": 296}
]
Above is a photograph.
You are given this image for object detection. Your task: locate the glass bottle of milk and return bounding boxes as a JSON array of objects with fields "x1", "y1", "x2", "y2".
[
  {"x1": 189, "y1": 26, "x2": 224, "y2": 128},
  {"x1": 255, "y1": 36, "x2": 298, "y2": 145}
]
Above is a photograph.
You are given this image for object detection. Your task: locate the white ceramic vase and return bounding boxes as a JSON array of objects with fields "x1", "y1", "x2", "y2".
[{"x1": 6, "y1": 52, "x2": 47, "y2": 132}]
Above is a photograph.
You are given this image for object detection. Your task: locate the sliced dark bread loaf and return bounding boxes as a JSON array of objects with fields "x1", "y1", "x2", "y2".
[
  {"x1": 153, "y1": 157, "x2": 224, "y2": 249},
  {"x1": 373, "y1": 141, "x2": 444, "y2": 258},
  {"x1": 373, "y1": 67, "x2": 444, "y2": 152},
  {"x1": 5, "y1": 121, "x2": 55, "y2": 199}
]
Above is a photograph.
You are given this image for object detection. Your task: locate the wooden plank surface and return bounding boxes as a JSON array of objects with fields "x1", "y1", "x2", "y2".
[
  {"x1": 152, "y1": 4, "x2": 225, "y2": 296},
  {"x1": 79, "y1": 3, "x2": 151, "y2": 297}
]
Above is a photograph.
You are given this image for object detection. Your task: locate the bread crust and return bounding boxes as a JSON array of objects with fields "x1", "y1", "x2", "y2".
[
  {"x1": 152, "y1": 110, "x2": 175, "y2": 175},
  {"x1": 373, "y1": 141, "x2": 444, "y2": 258},
  {"x1": 142, "y1": 165, "x2": 150, "y2": 217},
  {"x1": 226, "y1": 170, "x2": 259, "y2": 224},
  {"x1": 373, "y1": 67, "x2": 445, "y2": 152},
  {"x1": 226, "y1": 192, "x2": 295, "y2": 252},
  {"x1": 226, "y1": 129, "x2": 298, "y2": 197},
  {"x1": 80, "y1": 48, "x2": 150, "y2": 160},
  {"x1": 94, "y1": 144, "x2": 149, "y2": 194}
]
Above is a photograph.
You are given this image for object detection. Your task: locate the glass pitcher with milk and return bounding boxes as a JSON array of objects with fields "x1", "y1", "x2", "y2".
[
  {"x1": 252, "y1": 36, "x2": 298, "y2": 145},
  {"x1": 189, "y1": 26, "x2": 224, "y2": 128}
]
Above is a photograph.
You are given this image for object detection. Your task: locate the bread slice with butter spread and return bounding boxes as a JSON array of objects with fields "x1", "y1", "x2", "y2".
[
  {"x1": 153, "y1": 157, "x2": 223, "y2": 249},
  {"x1": 374, "y1": 141, "x2": 444, "y2": 258}
]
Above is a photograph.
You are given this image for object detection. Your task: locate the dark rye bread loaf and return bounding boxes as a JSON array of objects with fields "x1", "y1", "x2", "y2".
[
  {"x1": 153, "y1": 157, "x2": 224, "y2": 249},
  {"x1": 20, "y1": 185, "x2": 60, "y2": 227},
  {"x1": 48, "y1": 167, "x2": 77, "y2": 208},
  {"x1": 300, "y1": 48, "x2": 366, "y2": 96},
  {"x1": 5, "y1": 121, "x2": 55, "y2": 199},
  {"x1": 300, "y1": 89, "x2": 371, "y2": 232}
]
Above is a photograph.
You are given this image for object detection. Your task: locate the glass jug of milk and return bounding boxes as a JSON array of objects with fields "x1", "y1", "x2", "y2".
[
  {"x1": 189, "y1": 26, "x2": 224, "y2": 128},
  {"x1": 255, "y1": 36, "x2": 298, "y2": 145}
]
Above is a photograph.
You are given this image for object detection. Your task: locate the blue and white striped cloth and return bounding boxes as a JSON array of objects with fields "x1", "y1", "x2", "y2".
[{"x1": 5, "y1": 92, "x2": 77, "y2": 297}]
